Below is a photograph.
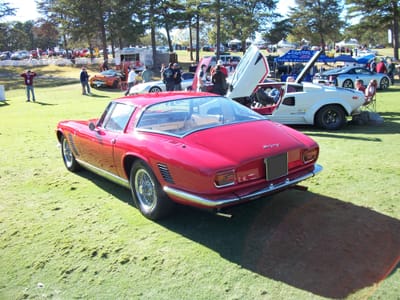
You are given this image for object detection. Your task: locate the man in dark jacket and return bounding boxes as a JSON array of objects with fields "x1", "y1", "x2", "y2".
[
  {"x1": 80, "y1": 67, "x2": 91, "y2": 95},
  {"x1": 173, "y1": 63, "x2": 182, "y2": 91},
  {"x1": 163, "y1": 63, "x2": 175, "y2": 91}
]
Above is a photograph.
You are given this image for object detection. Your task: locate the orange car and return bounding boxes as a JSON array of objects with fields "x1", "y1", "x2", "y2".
[{"x1": 89, "y1": 70, "x2": 126, "y2": 89}]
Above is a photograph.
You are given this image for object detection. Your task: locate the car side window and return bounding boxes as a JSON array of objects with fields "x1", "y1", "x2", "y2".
[{"x1": 102, "y1": 102, "x2": 134, "y2": 132}]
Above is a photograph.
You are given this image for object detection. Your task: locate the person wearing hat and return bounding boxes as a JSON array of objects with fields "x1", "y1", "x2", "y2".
[
  {"x1": 20, "y1": 69, "x2": 37, "y2": 102},
  {"x1": 172, "y1": 63, "x2": 182, "y2": 91},
  {"x1": 212, "y1": 59, "x2": 228, "y2": 77}
]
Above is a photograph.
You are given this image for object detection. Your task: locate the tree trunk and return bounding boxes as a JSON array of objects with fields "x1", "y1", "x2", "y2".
[{"x1": 392, "y1": 0, "x2": 399, "y2": 60}]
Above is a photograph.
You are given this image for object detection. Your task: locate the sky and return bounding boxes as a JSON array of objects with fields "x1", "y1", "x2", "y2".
[
  {"x1": 4, "y1": 0, "x2": 295, "y2": 22},
  {"x1": 3, "y1": 0, "x2": 40, "y2": 22}
]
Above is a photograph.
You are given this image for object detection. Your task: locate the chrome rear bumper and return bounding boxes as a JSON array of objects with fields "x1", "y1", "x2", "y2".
[{"x1": 164, "y1": 164, "x2": 323, "y2": 208}]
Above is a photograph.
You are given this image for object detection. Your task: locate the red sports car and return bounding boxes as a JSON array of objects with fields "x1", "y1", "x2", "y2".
[{"x1": 56, "y1": 92, "x2": 322, "y2": 220}]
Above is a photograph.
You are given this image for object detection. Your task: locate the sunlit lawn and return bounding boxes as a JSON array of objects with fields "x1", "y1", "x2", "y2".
[{"x1": 0, "y1": 61, "x2": 399, "y2": 299}]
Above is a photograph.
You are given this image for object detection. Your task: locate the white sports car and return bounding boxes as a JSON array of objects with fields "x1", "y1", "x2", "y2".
[
  {"x1": 225, "y1": 46, "x2": 366, "y2": 130},
  {"x1": 129, "y1": 72, "x2": 194, "y2": 94}
]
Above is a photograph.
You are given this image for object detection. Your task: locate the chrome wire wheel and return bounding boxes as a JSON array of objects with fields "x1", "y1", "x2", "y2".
[
  {"x1": 134, "y1": 168, "x2": 157, "y2": 212},
  {"x1": 130, "y1": 160, "x2": 174, "y2": 220},
  {"x1": 60, "y1": 135, "x2": 80, "y2": 172}
]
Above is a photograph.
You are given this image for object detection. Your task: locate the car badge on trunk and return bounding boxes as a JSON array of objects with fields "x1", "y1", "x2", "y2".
[{"x1": 263, "y1": 143, "x2": 280, "y2": 149}]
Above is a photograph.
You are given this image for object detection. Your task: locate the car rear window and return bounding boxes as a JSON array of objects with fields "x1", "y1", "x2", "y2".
[{"x1": 136, "y1": 96, "x2": 264, "y2": 137}]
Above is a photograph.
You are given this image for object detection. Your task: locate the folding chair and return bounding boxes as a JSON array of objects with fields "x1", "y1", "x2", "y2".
[{"x1": 362, "y1": 79, "x2": 377, "y2": 112}]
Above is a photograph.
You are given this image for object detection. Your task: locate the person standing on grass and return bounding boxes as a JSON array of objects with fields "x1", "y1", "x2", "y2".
[
  {"x1": 80, "y1": 67, "x2": 91, "y2": 95},
  {"x1": 141, "y1": 65, "x2": 153, "y2": 83},
  {"x1": 172, "y1": 63, "x2": 182, "y2": 91},
  {"x1": 125, "y1": 67, "x2": 137, "y2": 96},
  {"x1": 20, "y1": 69, "x2": 37, "y2": 102},
  {"x1": 162, "y1": 63, "x2": 175, "y2": 91}
]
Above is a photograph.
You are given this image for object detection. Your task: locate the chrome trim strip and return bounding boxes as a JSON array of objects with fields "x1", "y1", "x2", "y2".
[
  {"x1": 164, "y1": 164, "x2": 323, "y2": 208},
  {"x1": 76, "y1": 159, "x2": 130, "y2": 189}
]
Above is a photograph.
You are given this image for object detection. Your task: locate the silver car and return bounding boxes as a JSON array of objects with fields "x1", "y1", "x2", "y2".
[
  {"x1": 313, "y1": 66, "x2": 391, "y2": 90},
  {"x1": 129, "y1": 72, "x2": 194, "y2": 94}
]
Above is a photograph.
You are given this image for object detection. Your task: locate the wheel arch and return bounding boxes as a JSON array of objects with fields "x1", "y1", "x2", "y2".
[
  {"x1": 304, "y1": 100, "x2": 351, "y2": 125},
  {"x1": 122, "y1": 154, "x2": 152, "y2": 181}
]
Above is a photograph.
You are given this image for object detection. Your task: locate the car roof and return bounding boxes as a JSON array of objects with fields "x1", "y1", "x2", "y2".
[
  {"x1": 323, "y1": 66, "x2": 354, "y2": 74},
  {"x1": 113, "y1": 91, "x2": 215, "y2": 108}
]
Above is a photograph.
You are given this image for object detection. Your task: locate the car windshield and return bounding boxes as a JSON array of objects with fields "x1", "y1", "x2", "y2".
[
  {"x1": 101, "y1": 70, "x2": 118, "y2": 76},
  {"x1": 136, "y1": 96, "x2": 265, "y2": 137}
]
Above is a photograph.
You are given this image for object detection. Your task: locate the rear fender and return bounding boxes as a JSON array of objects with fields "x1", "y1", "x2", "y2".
[{"x1": 304, "y1": 99, "x2": 352, "y2": 124}]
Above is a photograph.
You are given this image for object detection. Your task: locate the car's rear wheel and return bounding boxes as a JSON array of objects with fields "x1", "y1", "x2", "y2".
[
  {"x1": 342, "y1": 79, "x2": 354, "y2": 89},
  {"x1": 130, "y1": 160, "x2": 174, "y2": 220},
  {"x1": 315, "y1": 105, "x2": 346, "y2": 130},
  {"x1": 149, "y1": 86, "x2": 162, "y2": 93},
  {"x1": 379, "y1": 77, "x2": 390, "y2": 90},
  {"x1": 61, "y1": 135, "x2": 81, "y2": 172}
]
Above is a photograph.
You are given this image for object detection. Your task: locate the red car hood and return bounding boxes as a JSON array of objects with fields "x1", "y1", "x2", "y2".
[{"x1": 183, "y1": 120, "x2": 314, "y2": 163}]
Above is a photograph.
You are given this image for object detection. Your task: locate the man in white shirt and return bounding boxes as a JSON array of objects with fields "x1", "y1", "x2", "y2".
[{"x1": 125, "y1": 67, "x2": 137, "y2": 96}]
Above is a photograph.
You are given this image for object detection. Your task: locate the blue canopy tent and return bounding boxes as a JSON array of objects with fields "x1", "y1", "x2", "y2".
[
  {"x1": 275, "y1": 50, "x2": 335, "y2": 82},
  {"x1": 274, "y1": 50, "x2": 335, "y2": 63}
]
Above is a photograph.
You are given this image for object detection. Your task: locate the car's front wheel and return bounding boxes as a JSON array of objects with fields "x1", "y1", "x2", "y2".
[
  {"x1": 149, "y1": 86, "x2": 162, "y2": 93},
  {"x1": 379, "y1": 77, "x2": 390, "y2": 90},
  {"x1": 342, "y1": 79, "x2": 354, "y2": 89},
  {"x1": 130, "y1": 160, "x2": 174, "y2": 220},
  {"x1": 112, "y1": 80, "x2": 119, "y2": 89},
  {"x1": 61, "y1": 135, "x2": 81, "y2": 172},
  {"x1": 315, "y1": 105, "x2": 346, "y2": 130}
]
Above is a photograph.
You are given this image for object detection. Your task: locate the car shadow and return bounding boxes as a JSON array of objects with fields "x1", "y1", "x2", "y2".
[
  {"x1": 159, "y1": 190, "x2": 400, "y2": 299},
  {"x1": 292, "y1": 112, "x2": 400, "y2": 139},
  {"x1": 72, "y1": 170, "x2": 400, "y2": 298}
]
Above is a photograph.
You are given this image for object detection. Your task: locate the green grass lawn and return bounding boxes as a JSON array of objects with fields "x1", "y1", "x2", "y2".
[{"x1": 0, "y1": 72, "x2": 399, "y2": 299}]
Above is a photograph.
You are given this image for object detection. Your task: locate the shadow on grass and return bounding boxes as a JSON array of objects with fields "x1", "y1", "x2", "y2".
[
  {"x1": 0, "y1": 101, "x2": 10, "y2": 107},
  {"x1": 86, "y1": 92, "x2": 110, "y2": 98},
  {"x1": 160, "y1": 190, "x2": 400, "y2": 299},
  {"x1": 75, "y1": 169, "x2": 400, "y2": 298},
  {"x1": 292, "y1": 112, "x2": 400, "y2": 140}
]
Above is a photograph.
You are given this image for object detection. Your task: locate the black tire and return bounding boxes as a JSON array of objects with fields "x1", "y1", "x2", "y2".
[
  {"x1": 149, "y1": 86, "x2": 162, "y2": 93},
  {"x1": 129, "y1": 160, "x2": 174, "y2": 220},
  {"x1": 315, "y1": 105, "x2": 346, "y2": 130},
  {"x1": 379, "y1": 77, "x2": 390, "y2": 90},
  {"x1": 61, "y1": 135, "x2": 81, "y2": 172},
  {"x1": 112, "y1": 80, "x2": 119, "y2": 89},
  {"x1": 342, "y1": 79, "x2": 354, "y2": 89}
]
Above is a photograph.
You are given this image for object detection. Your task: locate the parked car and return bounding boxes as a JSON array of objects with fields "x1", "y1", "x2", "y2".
[
  {"x1": 56, "y1": 92, "x2": 322, "y2": 220},
  {"x1": 312, "y1": 66, "x2": 391, "y2": 90},
  {"x1": 10, "y1": 50, "x2": 30, "y2": 60},
  {"x1": 89, "y1": 69, "x2": 126, "y2": 89},
  {"x1": 203, "y1": 54, "x2": 241, "y2": 68},
  {"x1": 222, "y1": 45, "x2": 366, "y2": 130},
  {"x1": 128, "y1": 72, "x2": 194, "y2": 94},
  {"x1": 0, "y1": 51, "x2": 12, "y2": 60}
]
